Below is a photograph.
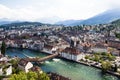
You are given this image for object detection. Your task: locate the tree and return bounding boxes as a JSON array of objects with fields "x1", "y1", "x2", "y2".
[
  {"x1": 113, "y1": 64, "x2": 118, "y2": 72},
  {"x1": 115, "y1": 32, "x2": 120, "y2": 39},
  {"x1": 1, "y1": 41, "x2": 6, "y2": 56},
  {"x1": 10, "y1": 59, "x2": 18, "y2": 67},
  {"x1": 27, "y1": 71, "x2": 38, "y2": 80},
  {"x1": 0, "y1": 76, "x2": 4, "y2": 80},
  {"x1": 101, "y1": 61, "x2": 112, "y2": 73},
  {"x1": 94, "y1": 54, "x2": 100, "y2": 62},
  {"x1": 9, "y1": 71, "x2": 50, "y2": 80},
  {"x1": 38, "y1": 72, "x2": 50, "y2": 80},
  {"x1": 107, "y1": 53, "x2": 115, "y2": 61},
  {"x1": 70, "y1": 39, "x2": 74, "y2": 47},
  {"x1": 85, "y1": 55, "x2": 89, "y2": 59}
]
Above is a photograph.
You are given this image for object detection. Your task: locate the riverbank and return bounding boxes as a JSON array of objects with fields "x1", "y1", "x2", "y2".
[
  {"x1": 7, "y1": 47, "x2": 120, "y2": 78},
  {"x1": 58, "y1": 56, "x2": 120, "y2": 78},
  {"x1": 47, "y1": 72, "x2": 71, "y2": 80},
  {"x1": 6, "y1": 48, "x2": 120, "y2": 80},
  {"x1": 77, "y1": 61, "x2": 120, "y2": 78}
]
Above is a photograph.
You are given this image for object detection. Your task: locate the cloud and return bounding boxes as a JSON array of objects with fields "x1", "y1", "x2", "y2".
[
  {"x1": 0, "y1": 4, "x2": 41, "y2": 21},
  {"x1": 0, "y1": 3, "x2": 62, "y2": 22},
  {"x1": 0, "y1": 4, "x2": 13, "y2": 19},
  {"x1": 0, "y1": 0, "x2": 120, "y2": 23}
]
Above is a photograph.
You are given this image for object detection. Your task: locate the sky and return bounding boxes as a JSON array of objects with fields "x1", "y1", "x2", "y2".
[{"x1": 0, "y1": 0, "x2": 120, "y2": 23}]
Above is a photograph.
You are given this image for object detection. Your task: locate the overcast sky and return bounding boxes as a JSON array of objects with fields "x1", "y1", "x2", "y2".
[{"x1": 0, "y1": 0, "x2": 120, "y2": 23}]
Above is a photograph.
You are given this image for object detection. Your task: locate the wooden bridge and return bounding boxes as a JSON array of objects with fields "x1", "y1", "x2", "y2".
[{"x1": 24, "y1": 53, "x2": 59, "y2": 62}]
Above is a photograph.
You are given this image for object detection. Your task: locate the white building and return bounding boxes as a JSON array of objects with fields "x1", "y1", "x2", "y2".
[
  {"x1": 18, "y1": 59, "x2": 33, "y2": 73},
  {"x1": 0, "y1": 57, "x2": 8, "y2": 61},
  {"x1": 42, "y1": 44, "x2": 54, "y2": 54},
  {"x1": 6, "y1": 66, "x2": 12, "y2": 76},
  {"x1": 0, "y1": 68, "x2": 3, "y2": 75},
  {"x1": 0, "y1": 65, "x2": 12, "y2": 76},
  {"x1": 60, "y1": 47, "x2": 85, "y2": 61}
]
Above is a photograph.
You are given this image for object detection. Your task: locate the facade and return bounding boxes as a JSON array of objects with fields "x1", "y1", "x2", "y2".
[
  {"x1": 108, "y1": 40, "x2": 120, "y2": 49},
  {"x1": 18, "y1": 59, "x2": 33, "y2": 73},
  {"x1": 60, "y1": 47, "x2": 85, "y2": 61},
  {"x1": 42, "y1": 44, "x2": 54, "y2": 54},
  {"x1": 0, "y1": 65, "x2": 12, "y2": 76},
  {"x1": 6, "y1": 66, "x2": 12, "y2": 76},
  {"x1": 0, "y1": 68, "x2": 3, "y2": 75}
]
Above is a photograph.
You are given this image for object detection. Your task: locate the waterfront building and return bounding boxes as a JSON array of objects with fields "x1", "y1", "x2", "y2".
[
  {"x1": 42, "y1": 44, "x2": 57, "y2": 54},
  {"x1": 60, "y1": 47, "x2": 85, "y2": 61}
]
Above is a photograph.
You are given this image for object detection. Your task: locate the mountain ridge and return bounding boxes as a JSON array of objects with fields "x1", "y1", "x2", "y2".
[
  {"x1": 56, "y1": 19, "x2": 83, "y2": 26},
  {"x1": 56, "y1": 8, "x2": 120, "y2": 26}
]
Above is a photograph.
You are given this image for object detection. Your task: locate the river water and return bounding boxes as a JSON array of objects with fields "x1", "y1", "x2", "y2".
[{"x1": 6, "y1": 48, "x2": 120, "y2": 80}]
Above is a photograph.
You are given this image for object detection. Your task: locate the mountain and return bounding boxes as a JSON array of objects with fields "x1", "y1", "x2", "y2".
[
  {"x1": 0, "y1": 18, "x2": 12, "y2": 25},
  {"x1": 111, "y1": 19, "x2": 120, "y2": 27},
  {"x1": 111, "y1": 19, "x2": 120, "y2": 24},
  {"x1": 0, "y1": 18, "x2": 21, "y2": 25},
  {"x1": 59, "y1": 8, "x2": 120, "y2": 26},
  {"x1": 56, "y1": 20, "x2": 83, "y2": 26},
  {"x1": 0, "y1": 21, "x2": 44, "y2": 29},
  {"x1": 1, "y1": 8, "x2": 120, "y2": 26},
  {"x1": 77, "y1": 8, "x2": 120, "y2": 25},
  {"x1": 0, "y1": 21, "x2": 11, "y2": 25},
  {"x1": 36, "y1": 16, "x2": 62, "y2": 24}
]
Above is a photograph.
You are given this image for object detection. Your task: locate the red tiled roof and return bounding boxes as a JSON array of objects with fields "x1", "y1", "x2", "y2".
[
  {"x1": 62, "y1": 47, "x2": 81, "y2": 55},
  {"x1": 44, "y1": 44, "x2": 53, "y2": 50},
  {"x1": 108, "y1": 40, "x2": 120, "y2": 49},
  {"x1": 18, "y1": 59, "x2": 29, "y2": 67}
]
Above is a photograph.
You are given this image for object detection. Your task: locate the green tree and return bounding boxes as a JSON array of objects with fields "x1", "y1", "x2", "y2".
[
  {"x1": 10, "y1": 59, "x2": 18, "y2": 67},
  {"x1": 101, "y1": 61, "x2": 112, "y2": 73},
  {"x1": 38, "y1": 72, "x2": 50, "y2": 80},
  {"x1": 85, "y1": 55, "x2": 89, "y2": 59},
  {"x1": 9, "y1": 73, "x2": 27, "y2": 80},
  {"x1": 113, "y1": 64, "x2": 118, "y2": 72},
  {"x1": 0, "y1": 76, "x2": 4, "y2": 80},
  {"x1": 107, "y1": 53, "x2": 115, "y2": 61},
  {"x1": 94, "y1": 54, "x2": 100, "y2": 62},
  {"x1": 27, "y1": 71, "x2": 38, "y2": 80},
  {"x1": 1, "y1": 41, "x2": 6, "y2": 56},
  {"x1": 115, "y1": 32, "x2": 120, "y2": 39},
  {"x1": 9, "y1": 71, "x2": 50, "y2": 80}
]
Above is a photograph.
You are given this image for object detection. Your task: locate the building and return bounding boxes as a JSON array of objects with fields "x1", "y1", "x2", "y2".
[
  {"x1": 0, "y1": 64, "x2": 12, "y2": 76},
  {"x1": 42, "y1": 44, "x2": 54, "y2": 54},
  {"x1": 0, "y1": 67, "x2": 3, "y2": 75},
  {"x1": 18, "y1": 59, "x2": 33, "y2": 73},
  {"x1": 60, "y1": 47, "x2": 85, "y2": 61},
  {"x1": 6, "y1": 65, "x2": 12, "y2": 76},
  {"x1": 108, "y1": 40, "x2": 120, "y2": 49}
]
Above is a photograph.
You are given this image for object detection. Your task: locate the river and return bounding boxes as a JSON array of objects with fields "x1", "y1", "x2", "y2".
[{"x1": 6, "y1": 48, "x2": 120, "y2": 80}]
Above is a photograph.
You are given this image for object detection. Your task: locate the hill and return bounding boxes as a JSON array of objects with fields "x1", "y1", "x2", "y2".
[
  {"x1": 78, "y1": 8, "x2": 120, "y2": 25},
  {"x1": 0, "y1": 22, "x2": 45, "y2": 29},
  {"x1": 56, "y1": 20, "x2": 83, "y2": 26},
  {"x1": 58, "y1": 8, "x2": 120, "y2": 26},
  {"x1": 111, "y1": 19, "x2": 120, "y2": 25}
]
